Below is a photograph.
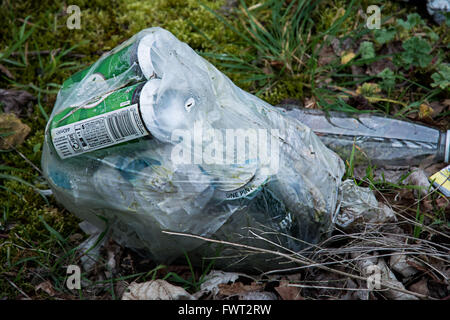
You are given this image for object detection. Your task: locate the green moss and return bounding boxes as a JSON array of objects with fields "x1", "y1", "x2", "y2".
[{"x1": 259, "y1": 77, "x2": 306, "y2": 105}]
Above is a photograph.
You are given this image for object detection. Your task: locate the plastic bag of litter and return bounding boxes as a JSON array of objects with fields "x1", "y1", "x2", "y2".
[{"x1": 42, "y1": 27, "x2": 387, "y2": 271}]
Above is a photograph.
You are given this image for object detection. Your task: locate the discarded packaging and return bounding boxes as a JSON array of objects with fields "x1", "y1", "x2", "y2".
[
  {"x1": 42, "y1": 27, "x2": 393, "y2": 271},
  {"x1": 278, "y1": 106, "x2": 450, "y2": 167}
]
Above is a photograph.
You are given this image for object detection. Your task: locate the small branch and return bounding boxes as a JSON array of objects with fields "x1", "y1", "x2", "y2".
[{"x1": 162, "y1": 230, "x2": 433, "y2": 299}]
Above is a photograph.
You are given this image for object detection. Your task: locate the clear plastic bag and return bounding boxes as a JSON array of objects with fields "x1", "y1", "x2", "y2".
[{"x1": 42, "y1": 28, "x2": 385, "y2": 271}]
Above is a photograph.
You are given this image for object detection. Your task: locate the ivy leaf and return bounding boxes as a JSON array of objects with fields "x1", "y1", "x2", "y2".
[
  {"x1": 399, "y1": 37, "x2": 432, "y2": 68},
  {"x1": 374, "y1": 27, "x2": 396, "y2": 44},
  {"x1": 431, "y1": 64, "x2": 450, "y2": 90},
  {"x1": 377, "y1": 68, "x2": 396, "y2": 91},
  {"x1": 397, "y1": 13, "x2": 424, "y2": 31},
  {"x1": 359, "y1": 41, "x2": 375, "y2": 61}
]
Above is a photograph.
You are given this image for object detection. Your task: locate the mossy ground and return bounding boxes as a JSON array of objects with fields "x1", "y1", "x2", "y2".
[{"x1": 0, "y1": 0, "x2": 448, "y2": 299}]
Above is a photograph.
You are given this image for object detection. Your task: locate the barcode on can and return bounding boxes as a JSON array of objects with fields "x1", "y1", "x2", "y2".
[{"x1": 51, "y1": 104, "x2": 148, "y2": 159}]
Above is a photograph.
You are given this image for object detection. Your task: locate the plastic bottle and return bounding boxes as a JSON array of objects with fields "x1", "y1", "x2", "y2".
[{"x1": 279, "y1": 105, "x2": 449, "y2": 166}]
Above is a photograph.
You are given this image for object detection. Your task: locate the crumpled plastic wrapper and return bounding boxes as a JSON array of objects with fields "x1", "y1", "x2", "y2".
[
  {"x1": 334, "y1": 180, "x2": 397, "y2": 230},
  {"x1": 427, "y1": 0, "x2": 450, "y2": 25},
  {"x1": 42, "y1": 27, "x2": 392, "y2": 271}
]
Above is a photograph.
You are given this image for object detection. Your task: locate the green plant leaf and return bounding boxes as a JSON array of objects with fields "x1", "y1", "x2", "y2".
[
  {"x1": 431, "y1": 64, "x2": 450, "y2": 89},
  {"x1": 373, "y1": 27, "x2": 396, "y2": 44},
  {"x1": 399, "y1": 36, "x2": 432, "y2": 68},
  {"x1": 359, "y1": 41, "x2": 375, "y2": 61},
  {"x1": 377, "y1": 68, "x2": 396, "y2": 91},
  {"x1": 397, "y1": 13, "x2": 424, "y2": 31}
]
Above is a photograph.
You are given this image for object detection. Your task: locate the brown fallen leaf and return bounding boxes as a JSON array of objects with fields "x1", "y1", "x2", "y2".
[
  {"x1": 303, "y1": 96, "x2": 317, "y2": 109},
  {"x1": 0, "y1": 113, "x2": 31, "y2": 149},
  {"x1": 35, "y1": 280, "x2": 56, "y2": 296},
  {"x1": 429, "y1": 100, "x2": 449, "y2": 119},
  {"x1": 122, "y1": 280, "x2": 195, "y2": 300},
  {"x1": 0, "y1": 88, "x2": 35, "y2": 117},
  {"x1": 275, "y1": 280, "x2": 303, "y2": 300},
  {"x1": 408, "y1": 279, "x2": 429, "y2": 297},
  {"x1": 317, "y1": 44, "x2": 337, "y2": 67},
  {"x1": 366, "y1": 59, "x2": 396, "y2": 76},
  {"x1": 341, "y1": 51, "x2": 356, "y2": 65},
  {"x1": 217, "y1": 281, "x2": 264, "y2": 297},
  {"x1": 239, "y1": 291, "x2": 277, "y2": 300}
]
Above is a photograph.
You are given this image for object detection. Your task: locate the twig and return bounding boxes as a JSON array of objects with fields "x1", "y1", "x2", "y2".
[{"x1": 162, "y1": 230, "x2": 434, "y2": 299}]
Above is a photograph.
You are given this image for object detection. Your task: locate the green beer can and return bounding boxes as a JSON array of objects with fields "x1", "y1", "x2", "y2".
[
  {"x1": 50, "y1": 80, "x2": 161, "y2": 159},
  {"x1": 61, "y1": 33, "x2": 158, "y2": 92}
]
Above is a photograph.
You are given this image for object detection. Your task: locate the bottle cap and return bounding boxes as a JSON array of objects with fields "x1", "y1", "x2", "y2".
[
  {"x1": 137, "y1": 33, "x2": 157, "y2": 79},
  {"x1": 139, "y1": 79, "x2": 161, "y2": 137}
]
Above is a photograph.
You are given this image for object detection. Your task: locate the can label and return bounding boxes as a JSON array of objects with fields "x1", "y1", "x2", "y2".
[
  {"x1": 50, "y1": 83, "x2": 148, "y2": 159},
  {"x1": 429, "y1": 165, "x2": 450, "y2": 197},
  {"x1": 215, "y1": 170, "x2": 268, "y2": 200}
]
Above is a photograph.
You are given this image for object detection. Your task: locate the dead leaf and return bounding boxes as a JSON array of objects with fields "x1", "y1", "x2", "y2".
[
  {"x1": 317, "y1": 44, "x2": 336, "y2": 67},
  {"x1": 418, "y1": 103, "x2": 434, "y2": 119},
  {"x1": 217, "y1": 281, "x2": 264, "y2": 297},
  {"x1": 303, "y1": 96, "x2": 317, "y2": 109},
  {"x1": 429, "y1": 100, "x2": 449, "y2": 118},
  {"x1": 0, "y1": 113, "x2": 31, "y2": 149},
  {"x1": 275, "y1": 280, "x2": 303, "y2": 300},
  {"x1": 427, "y1": 280, "x2": 449, "y2": 299},
  {"x1": 122, "y1": 280, "x2": 195, "y2": 300},
  {"x1": 239, "y1": 291, "x2": 277, "y2": 300},
  {"x1": 35, "y1": 281, "x2": 56, "y2": 296},
  {"x1": 353, "y1": 253, "x2": 419, "y2": 300},
  {"x1": 341, "y1": 51, "x2": 356, "y2": 65},
  {"x1": 0, "y1": 89, "x2": 35, "y2": 117},
  {"x1": 389, "y1": 254, "x2": 423, "y2": 278},
  {"x1": 68, "y1": 233, "x2": 84, "y2": 243},
  {"x1": 408, "y1": 279, "x2": 429, "y2": 296},
  {"x1": 196, "y1": 270, "x2": 241, "y2": 297},
  {"x1": 330, "y1": 36, "x2": 354, "y2": 56},
  {"x1": 367, "y1": 59, "x2": 396, "y2": 76},
  {"x1": 406, "y1": 169, "x2": 431, "y2": 197}
]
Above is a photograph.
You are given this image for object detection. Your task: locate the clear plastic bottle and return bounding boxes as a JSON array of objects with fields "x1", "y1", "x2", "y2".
[{"x1": 279, "y1": 105, "x2": 450, "y2": 166}]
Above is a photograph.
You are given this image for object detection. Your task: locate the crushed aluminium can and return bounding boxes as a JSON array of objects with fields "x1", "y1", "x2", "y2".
[
  {"x1": 61, "y1": 33, "x2": 158, "y2": 91},
  {"x1": 50, "y1": 80, "x2": 160, "y2": 159}
]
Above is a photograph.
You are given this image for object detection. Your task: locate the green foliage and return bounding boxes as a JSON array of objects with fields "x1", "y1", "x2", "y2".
[
  {"x1": 377, "y1": 68, "x2": 396, "y2": 92},
  {"x1": 431, "y1": 64, "x2": 450, "y2": 89},
  {"x1": 359, "y1": 41, "x2": 375, "y2": 60},
  {"x1": 373, "y1": 27, "x2": 396, "y2": 44},
  {"x1": 397, "y1": 13, "x2": 424, "y2": 31},
  {"x1": 398, "y1": 36, "x2": 432, "y2": 68}
]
